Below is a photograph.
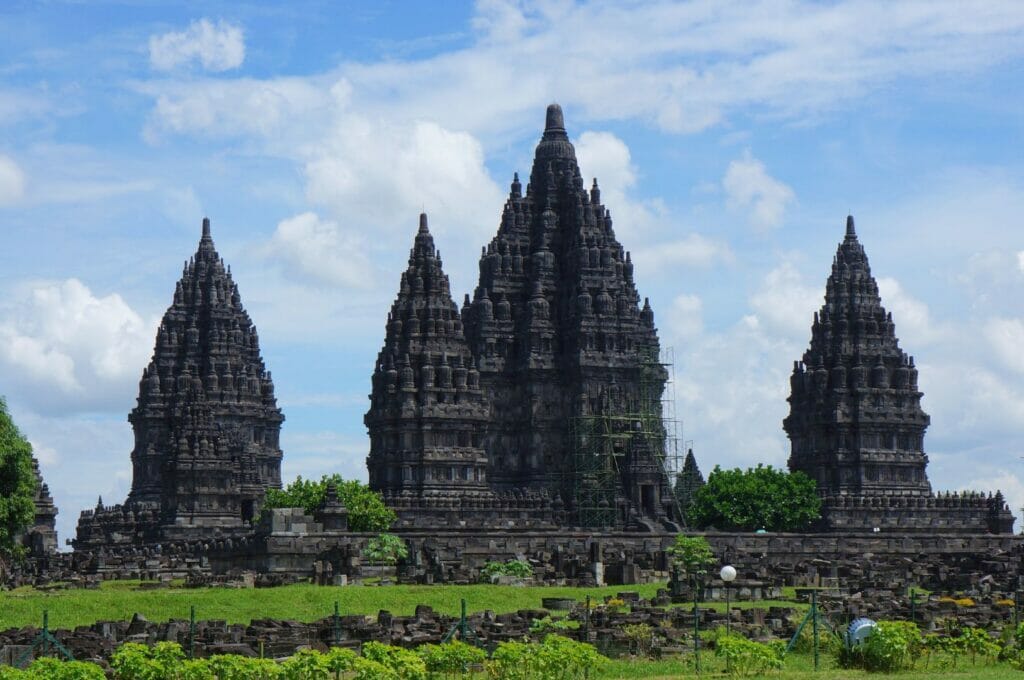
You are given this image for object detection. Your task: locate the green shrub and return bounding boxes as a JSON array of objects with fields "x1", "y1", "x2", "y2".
[
  {"x1": 417, "y1": 640, "x2": 487, "y2": 677},
  {"x1": 480, "y1": 559, "x2": 533, "y2": 581},
  {"x1": 280, "y1": 648, "x2": 330, "y2": 679},
  {"x1": 714, "y1": 634, "x2": 783, "y2": 676},
  {"x1": 206, "y1": 655, "x2": 281, "y2": 679},
  {"x1": 20, "y1": 658, "x2": 105, "y2": 680},
  {"x1": 361, "y1": 642, "x2": 427, "y2": 680},
  {"x1": 112, "y1": 641, "x2": 188, "y2": 680},
  {"x1": 622, "y1": 623, "x2": 654, "y2": 658},
  {"x1": 840, "y1": 621, "x2": 922, "y2": 673},
  {"x1": 486, "y1": 636, "x2": 606, "y2": 680}
]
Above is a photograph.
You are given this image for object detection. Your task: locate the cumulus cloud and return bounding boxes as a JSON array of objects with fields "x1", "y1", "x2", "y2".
[
  {"x1": 877, "y1": 277, "x2": 944, "y2": 348},
  {"x1": 149, "y1": 19, "x2": 245, "y2": 72},
  {"x1": 749, "y1": 261, "x2": 820, "y2": 341},
  {"x1": 0, "y1": 154, "x2": 25, "y2": 205},
  {"x1": 985, "y1": 318, "x2": 1024, "y2": 375},
  {"x1": 1018, "y1": 251, "x2": 1024, "y2": 273},
  {"x1": 667, "y1": 294, "x2": 704, "y2": 340},
  {"x1": 0, "y1": 279, "x2": 156, "y2": 415},
  {"x1": 633, "y1": 234, "x2": 734, "y2": 273},
  {"x1": 723, "y1": 151, "x2": 795, "y2": 230},
  {"x1": 267, "y1": 212, "x2": 374, "y2": 289}
]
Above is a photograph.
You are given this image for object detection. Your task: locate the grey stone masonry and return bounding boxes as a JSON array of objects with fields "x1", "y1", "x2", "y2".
[
  {"x1": 785, "y1": 216, "x2": 1013, "y2": 532},
  {"x1": 73, "y1": 218, "x2": 284, "y2": 550}
]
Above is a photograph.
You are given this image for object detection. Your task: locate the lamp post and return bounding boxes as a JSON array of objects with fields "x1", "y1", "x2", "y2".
[{"x1": 720, "y1": 565, "x2": 737, "y2": 635}]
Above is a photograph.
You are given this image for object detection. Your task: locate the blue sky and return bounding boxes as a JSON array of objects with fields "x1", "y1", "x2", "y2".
[{"x1": 2, "y1": 1, "x2": 1024, "y2": 545}]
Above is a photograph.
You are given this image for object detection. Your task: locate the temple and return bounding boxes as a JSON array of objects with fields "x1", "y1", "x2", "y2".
[
  {"x1": 18, "y1": 456, "x2": 58, "y2": 557},
  {"x1": 785, "y1": 216, "x2": 1014, "y2": 533},
  {"x1": 73, "y1": 219, "x2": 284, "y2": 550},
  {"x1": 367, "y1": 105, "x2": 680, "y2": 530}
]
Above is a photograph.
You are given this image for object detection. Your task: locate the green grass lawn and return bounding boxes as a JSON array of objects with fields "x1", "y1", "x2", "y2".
[
  {"x1": 0, "y1": 581, "x2": 681, "y2": 630},
  {"x1": 595, "y1": 653, "x2": 1019, "y2": 679}
]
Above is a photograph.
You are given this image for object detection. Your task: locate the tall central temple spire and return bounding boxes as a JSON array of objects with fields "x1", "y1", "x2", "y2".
[{"x1": 457, "y1": 104, "x2": 675, "y2": 528}]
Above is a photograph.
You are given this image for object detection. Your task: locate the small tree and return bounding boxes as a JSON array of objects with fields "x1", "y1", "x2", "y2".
[
  {"x1": 667, "y1": 535, "x2": 715, "y2": 578},
  {"x1": 363, "y1": 533, "x2": 409, "y2": 579},
  {"x1": 264, "y1": 475, "x2": 396, "y2": 532},
  {"x1": 688, "y1": 464, "x2": 821, "y2": 532},
  {"x1": 0, "y1": 397, "x2": 38, "y2": 563}
]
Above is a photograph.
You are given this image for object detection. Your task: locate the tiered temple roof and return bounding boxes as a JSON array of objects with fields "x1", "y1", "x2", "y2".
[
  {"x1": 365, "y1": 214, "x2": 490, "y2": 498},
  {"x1": 74, "y1": 219, "x2": 284, "y2": 549},
  {"x1": 785, "y1": 216, "x2": 1013, "y2": 532}
]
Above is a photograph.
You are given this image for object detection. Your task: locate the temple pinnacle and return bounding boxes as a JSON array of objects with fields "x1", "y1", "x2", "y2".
[
  {"x1": 545, "y1": 103, "x2": 565, "y2": 133},
  {"x1": 419, "y1": 212, "x2": 429, "y2": 234},
  {"x1": 845, "y1": 214, "x2": 856, "y2": 239},
  {"x1": 202, "y1": 217, "x2": 211, "y2": 239}
]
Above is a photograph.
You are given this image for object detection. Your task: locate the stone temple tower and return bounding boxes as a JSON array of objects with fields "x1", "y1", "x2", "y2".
[
  {"x1": 785, "y1": 216, "x2": 1013, "y2": 532},
  {"x1": 461, "y1": 104, "x2": 676, "y2": 529},
  {"x1": 365, "y1": 214, "x2": 490, "y2": 499},
  {"x1": 74, "y1": 218, "x2": 284, "y2": 548}
]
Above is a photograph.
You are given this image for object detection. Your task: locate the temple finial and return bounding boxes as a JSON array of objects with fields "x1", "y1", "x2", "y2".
[
  {"x1": 202, "y1": 217, "x2": 211, "y2": 239},
  {"x1": 845, "y1": 214, "x2": 856, "y2": 238},
  {"x1": 419, "y1": 213, "x2": 429, "y2": 234},
  {"x1": 545, "y1": 103, "x2": 565, "y2": 133}
]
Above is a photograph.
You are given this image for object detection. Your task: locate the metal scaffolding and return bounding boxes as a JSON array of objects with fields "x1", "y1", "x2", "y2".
[{"x1": 571, "y1": 346, "x2": 684, "y2": 528}]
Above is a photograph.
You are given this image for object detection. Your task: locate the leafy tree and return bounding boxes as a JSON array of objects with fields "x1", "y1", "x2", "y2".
[
  {"x1": 264, "y1": 475, "x2": 396, "y2": 532},
  {"x1": 667, "y1": 535, "x2": 715, "y2": 577},
  {"x1": 364, "y1": 533, "x2": 409, "y2": 575},
  {"x1": 687, "y1": 464, "x2": 821, "y2": 532},
  {"x1": 0, "y1": 397, "x2": 38, "y2": 561}
]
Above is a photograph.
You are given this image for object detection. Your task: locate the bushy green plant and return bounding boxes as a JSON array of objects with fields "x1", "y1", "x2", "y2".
[
  {"x1": 265, "y1": 476, "x2": 396, "y2": 532},
  {"x1": 486, "y1": 636, "x2": 606, "y2": 680},
  {"x1": 363, "y1": 534, "x2": 409, "y2": 567},
  {"x1": 205, "y1": 654, "x2": 280, "y2": 679},
  {"x1": 479, "y1": 559, "x2": 533, "y2": 581},
  {"x1": 529, "y1": 616, "x2": 579, "y2": 634},
  {"x1": 666, "y1": 535, "x2": 715, "y2": 577},
  {"x1": 17, "y1": 658, "x2": 106, "y2": 680},
  {"x1": 417, "y1": 640, "x2": 487, "y2": 677},
  {"x1": 623, "y1": 623, "x2": 654, "y2": 658},
  {"x1": 112, "y1": 641, "x2": 188, "y2": 680},
  {"x1": 361, "y1": 642, "x2": 427, "y2": 680},
  {"x1": 688, "y1": 465, "x2": 820, "y2": 532},
  {"x1": 840, "y1": 621, "x2": 922, "y2": 673},
  {"x1": 0, "y1": 397, "x2": 39, "y2": 561},
  {"x1": 280, "y1": 648, "x2": 331, "y2": 679},
  {"x1": 714, "y1": 634, "x2": 784, "y2": 676}
]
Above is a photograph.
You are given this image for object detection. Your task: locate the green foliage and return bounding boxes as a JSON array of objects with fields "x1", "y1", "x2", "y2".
[
  {"x1": 486, "y1": 636, "x2": 606, "y2": 680},
  {"x1": 480, "y1": 559, "x2": 533, "y2": 581},
  {"x1": 361, "y1": 642, "x2": 427, "y2": 680},
  {"x1": 0, "y1": 397, "x2": 38, "y2": 560},
  {"x1": 363, "y1": 533, "x2": 409, "y2": 566},
  {"x1": 840, "y1": 621, "x2": 922, "y2": 673},
  {"x1": 264, "y1": 475, "x2": 396, "y2": 532},
  {"x1": 112, "y1": 641, "x2": 188, "y2": 680},
  {"x1": 280, "y1": 648, "x2": 330, "y2": 679},
  {"x1": 666, "y1": 535, "x2": 715, "y2": 575},
  {"x1": 714, "y1": 633, "x2": 784, "y2": 676},
  {"x1": 622, "y1": 623, "x2": 654, "y2": 658},
  {"x1": 688, "y1": 464, "x2": 821, "y2": 532},
  {"x1": 206, "y1": 654, "x2": 279, "y2": 679},
  {"x1": 529, "y1": 616, "x2": 579, "y2": 635},
  {"x1": 13, "y1": 658, "x2": 106, "y2": 680},
  {"x1": 417, "y1": 640, "x2": 487, "y2": 677}
]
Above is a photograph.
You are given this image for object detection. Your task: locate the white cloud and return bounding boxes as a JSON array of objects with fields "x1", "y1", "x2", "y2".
[
  {"x1": 723, "y1": 151, "x2": 795, "y2": 230},
  {"x1": 749, "y1": 261, "x2": 820, "y2": 341},
  {"x1": 667, "y1": 293, "x2": 704, "y2": 340},
  {"x1": 985, "y1": 318, "x2": 1024, "y2": 375},
  {"x1": 0, "y1": 279, "x2": 156, "y2": 415},
  {"x1": 877, "y1": 277, "x2": 944, "y2": 347},
  {"x1": 1017, "y1": 250, "x2": 1024, "y2": 273},
  {"x1": 149, "y1": 19, "x2": 245, "y2": 72},
  {"x1": 268, "y1": 212, "x2": 374, "y2": 289},
  {"x1": 633, "y1": 233, "x2": 734, "y2": 273},
  {"x1": 0, "y1": 154, "x2": 25, "y2": 205}
]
